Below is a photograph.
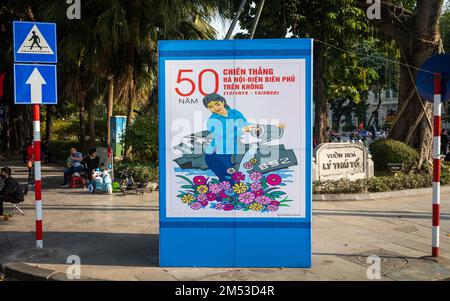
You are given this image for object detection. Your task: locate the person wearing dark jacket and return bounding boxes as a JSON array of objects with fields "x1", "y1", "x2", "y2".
[
  {"x1": 0, "y1": 167, "x2": 24, "y2": 219},
  {"x1": 81, "y1": 148, "x2": 100, "y2": 185}
]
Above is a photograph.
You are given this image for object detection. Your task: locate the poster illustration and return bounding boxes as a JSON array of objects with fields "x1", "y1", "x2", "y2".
[
  {"x1": 165, "y1": 57, "x2": 307, "y2": 218},
  {"x1": 159, "y1": 39, "x2": 312, "y2": 268}
]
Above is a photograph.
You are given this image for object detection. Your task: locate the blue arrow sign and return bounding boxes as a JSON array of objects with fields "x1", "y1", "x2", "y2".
[
  {"x1": 13, "y1": 21, "x2": 57, "y2": 63},
  {"x1": 14, "y1": 64, "x2": 57, "y2": 105}
]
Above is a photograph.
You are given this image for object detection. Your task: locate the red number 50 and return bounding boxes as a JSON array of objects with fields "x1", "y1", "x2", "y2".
[{"x1": 175, "y1": 69, "x2": 219, "y2": 97}]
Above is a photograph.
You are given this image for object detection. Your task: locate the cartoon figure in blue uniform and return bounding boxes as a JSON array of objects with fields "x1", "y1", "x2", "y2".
[
  {"x1": 203, "y1": 93, "x2": 254, "y2": 181},
  {"x1": 174, "y1": 93, "x2": 297, "y2": 213}
]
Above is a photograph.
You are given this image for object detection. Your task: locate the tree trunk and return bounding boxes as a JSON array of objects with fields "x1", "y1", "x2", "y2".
[
  {"x1": 360, "y1": 0, "x2": 444, "y2": 169},
  {"x1": 72, "y1": 73, "x2": 87, "y2": 146},
  {"x1": 124, "y1": 82, "x2": 134, "y2": 160},
  {"x1": 16, "y1": 106, "x2": 33, "y2": 149},
  {"x1": 367, "y1": 88, "x2": 383, "y2": 127},
  {"x1": 123, "y1": 0, "x2": 140, "y2": 160},
  {"x1": 45, "y1": 105, "x2": 52, "y2": 142},
  {"x1": 79, "y1": 97, "x2": 86, "y2": 146},
  {"x1": 389, "y1": 1, "x2": 443, "y2": 169},
  {"x1": 88, "y1": 98, "x2": 96, "y2": 147},
  {"x1": 313, "y1": 42, "x2": 329, "y2": 144},
  {"x1": 107, "y1": 77, "x2": 114, "y2": 147}
]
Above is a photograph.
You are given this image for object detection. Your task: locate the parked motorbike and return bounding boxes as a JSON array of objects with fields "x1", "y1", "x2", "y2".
[
  {"x1": 118, "y1": 169, "x2": 149, "y2": 195},
  {"x1": 174, "y1": 124, "x2": 298, "y2": 175}
]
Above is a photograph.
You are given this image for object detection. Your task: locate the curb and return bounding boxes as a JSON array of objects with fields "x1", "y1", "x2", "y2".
[
  {"x1": 313, "y1": 185, "x2": 450, "y2": 202},
  {"x1": 1, "y1": 260, "x2": 449, "y2": 281},
  {"x1": 1, "y1": 262, "x2": 103, "y2": 281}
]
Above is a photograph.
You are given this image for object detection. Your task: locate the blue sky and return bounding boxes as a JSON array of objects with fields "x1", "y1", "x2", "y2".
[{"x1": 210, "y1": 13, "x2": 243, "y2": 39}]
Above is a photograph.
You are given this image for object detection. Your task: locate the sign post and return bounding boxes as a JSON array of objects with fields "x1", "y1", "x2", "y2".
[
  {"x1": 33, "y1": 104, "x2": 43, "y2": 248},
  {"x1": 416, "y1": 54, "x2": 450, "y2": 258},
  {"x1": 13, "y1": 21, "x2": 57, "y2": 249},
  {"x1": 432, "y1": 73, "x2": 442, "y2": 257}
]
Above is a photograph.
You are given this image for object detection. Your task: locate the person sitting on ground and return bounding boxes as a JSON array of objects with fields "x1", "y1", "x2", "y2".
[
  {"x1": 81, "y1": 148, "x2": 100, "y2": 186},
  {"x1": 93, "y1": 162, "x2": 106, "y2": 175},
  {"x1": 91, "y1": 163, "x2": 107, "y2": 182},
  {"x1": 61, "y1": 147, "x2": 84, "y2": 187},
  {"x1": 0, "y1": 167, "x2": 24, "y2": 221}
]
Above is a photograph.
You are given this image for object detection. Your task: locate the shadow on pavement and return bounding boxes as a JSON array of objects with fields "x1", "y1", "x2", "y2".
[
  {"x1": 314, "y1": 209, "x2": 450, "y2": 220},
  {"x1": 17, "y1": 204, "x2": 158, "y2": 212},
  {"x1": 313, "y1": 252, "x2": 437, "y2": 262},
  {"x1": 1, "y1": 231, "x2": 160, "y2": 267}
]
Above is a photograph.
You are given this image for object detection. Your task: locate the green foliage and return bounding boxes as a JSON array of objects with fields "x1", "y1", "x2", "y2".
[
  {"x1": 233, "y1": 0, "x2": 289, "y2": 38},
  {"x1": 50, "y1": 119, "x2": 79, "y2": 141},
  {"x1": 94, "y1": 117, "x2": 108, "y2": 145},
  {"x1": 341, "y1": 124, "x2": 357, "y2": 132},
  {"x1": 313, "y1": 179, "x2": 367, "y2": 194},
  {"x1": 357, "y1": 38, "x2": 400, "y2": 92},
  {"x1": 440, "y1": 6, "x2": 450, "y2": 53},
  {"x1": 330, "y1": 98, "x2": 370, "y2": 129},
  {"x1": 49, "y1": 140, "x2": 89, "y2": 161},
  {"x1": 236, "y1": 0, "x2": 380, "y2": 112},
  {"x1": 313, "y1": 172, "x2": 441, "y2": 194},
  {"x1": 114, "y1": 162, "x2": 158, "y2": 182},
  {"x1": 364, "y1": 176, "x2": 390, "y2": 192},
  {"x1": 369, "y1": 139, "x2": 419, "y2": 172},
  {"x1": 24, "y1": 0, "x2": 229, "y2": 154},
  {"x1": 122, "y1": 114, "x2": 158, "y2": 163},
  {"x1": 289, "y1": 0, "x2": 378, "y2": 103},
  {"x1": 49, "y1": 118, "x2": 108, "y2": 146}
]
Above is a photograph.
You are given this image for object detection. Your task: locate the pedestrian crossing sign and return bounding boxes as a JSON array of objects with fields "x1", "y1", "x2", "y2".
[{"x1": 13, "y1": 21, "x2": 57, "y2": 63}]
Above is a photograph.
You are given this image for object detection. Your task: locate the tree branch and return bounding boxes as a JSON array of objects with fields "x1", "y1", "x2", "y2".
[{"x1": 357, "y1": 0, "x2": 411, "y2": 45}]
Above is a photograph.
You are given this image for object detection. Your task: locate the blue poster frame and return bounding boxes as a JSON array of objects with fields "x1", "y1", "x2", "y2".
[{"x1": 158, "y1": 39, "x2": 313, "y2": 268}]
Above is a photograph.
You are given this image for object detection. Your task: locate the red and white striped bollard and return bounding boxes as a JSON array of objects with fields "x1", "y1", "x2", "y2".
[
  {"x1": 432, "y1": 73, "x2": 441, "y2": 257},
  {"x1": 33, "y1": 104, "x2": 43, "y2": 249}
]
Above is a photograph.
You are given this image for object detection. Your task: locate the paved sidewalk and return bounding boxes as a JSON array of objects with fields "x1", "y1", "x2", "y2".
[{"x1": 1, "y1": 160, "x2": 450, "y2": 280}]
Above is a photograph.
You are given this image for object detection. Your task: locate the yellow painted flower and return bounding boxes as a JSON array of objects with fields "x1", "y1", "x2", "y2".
[
  {"x1": 249, "y1": 158, "x2": 257, "y2": 164},
  {"x1": 181, "y1": 194, "x2": 194, "y2": 204},
  {"x1": 249, "y1": 203, "x2": 263, "y2": 211},
  {"x1": 197, "y1": 185, "x2": 209, "y2": 194},
  {"x1": 232, "y1": 182, "x2": 247, "y2": 194}
]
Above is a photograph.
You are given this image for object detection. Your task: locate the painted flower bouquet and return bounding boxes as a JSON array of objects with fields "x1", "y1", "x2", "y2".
[{"x1": 177, "y1": 159, "x2": 292, "y2": 213}]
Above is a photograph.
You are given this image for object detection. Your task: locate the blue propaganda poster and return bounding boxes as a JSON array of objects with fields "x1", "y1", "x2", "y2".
[{"x1": 158, "y1": 39, "x2": 313, "y2": 267}]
